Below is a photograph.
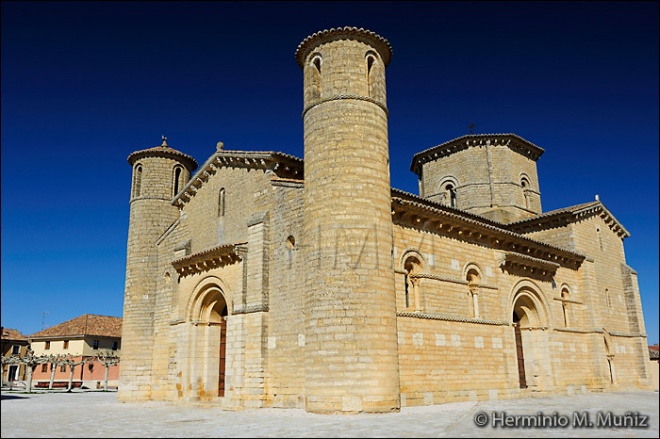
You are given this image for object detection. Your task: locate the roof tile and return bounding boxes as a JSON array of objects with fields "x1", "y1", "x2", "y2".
[{"x1": 29, "y1": 314, "x2": 122, "y2": 339}]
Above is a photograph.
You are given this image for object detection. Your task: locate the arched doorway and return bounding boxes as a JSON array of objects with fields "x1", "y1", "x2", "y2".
[
  {"x1": 510, "y1": 284, "x2": 552, "y2": 392},
  {"x1": 187, "y1": 280, "x2": 230, "y2": 400}
]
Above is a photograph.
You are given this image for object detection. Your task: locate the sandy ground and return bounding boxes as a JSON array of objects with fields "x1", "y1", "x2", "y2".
[{"x1": 1, "y1": 389, "x2": 658, "y2": 438}]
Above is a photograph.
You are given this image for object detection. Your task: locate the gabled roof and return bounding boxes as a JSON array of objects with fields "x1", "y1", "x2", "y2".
[
  {"x1": 410, "y1": 133, "x2": 544, "y2": 177},
  {"x1": 507, "y1": 200, "x2": 630, "y2": 239},
  {"x1": 172, "y1": 149, "x2": 303, "y2": 208},
  {"x1": 29, "y1": 314, "x2": 122, "y2": 339},
  {"x1": 1, "y1": 328, "x2": 27, "y2": 341}
]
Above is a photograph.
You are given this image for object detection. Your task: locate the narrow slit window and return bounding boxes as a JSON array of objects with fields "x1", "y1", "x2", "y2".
[
  {"x1": 218, "y1": 188, "x2": 226, "y2": 217},
  {"x1": 173, "y1": 166, "x2": 182, "y2": 196}
]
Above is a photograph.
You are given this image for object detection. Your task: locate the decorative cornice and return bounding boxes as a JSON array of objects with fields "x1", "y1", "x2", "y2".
[
  {"x1": 233, "y1": 304, "x2": 269, "y2": 315},
  {"x1": 397, "y1": 311, "x2": 508, "y2": 326},
  {"x1": 270, "y1": 177, "x2": 304, "y2": 189},
  {"x1": 410, "y1": 134, "x2": 544, "y2": 177},
  {"x1": 507, "y1": 200, "x2": 630, "y2": 239},
  {"x1": 172, "y1": 243, "x2": 245, "y2": 278},
  {"x1": 302, "y1": 94, "x2": 388, "y2": 118},
  {"x1": 128, "y1": 145, "x2": 198, "y2": 171},
  {"x1": 499, "y1": 252, "x2": 561, "y2": 278},
  {"x1": 409, "y1": 273, "x2": 498, "y2": 290},
  {"x1": 295, "y1": 26, "x2": 392, "y2": 67},
  {"x1": 172, "y1": 150, "x2": 303, "y2": 208},
  {"x1": 391, "y1": 189, "x2": 586, "y2": 270}
]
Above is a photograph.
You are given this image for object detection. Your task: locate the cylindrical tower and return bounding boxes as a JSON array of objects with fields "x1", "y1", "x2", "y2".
[
  {"x1": 118, "y1": 138, "x2": 197, "y2": 401},
  {"x1": 296, "y1": 27, "x2": 400, "y2": 413}
]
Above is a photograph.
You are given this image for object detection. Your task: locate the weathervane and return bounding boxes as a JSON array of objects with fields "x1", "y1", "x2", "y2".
[{"x1": 161, "y1": 135, "x2": 168, "y2": 147}]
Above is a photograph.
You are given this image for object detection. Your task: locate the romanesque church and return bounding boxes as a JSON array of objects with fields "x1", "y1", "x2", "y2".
[{"x1": 118, "y1": 27, "x2": 652, "y2": 413}]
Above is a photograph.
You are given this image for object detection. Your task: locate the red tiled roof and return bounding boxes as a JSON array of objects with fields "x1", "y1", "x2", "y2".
[
  {"x1": 1, "y1": 328, "x2": 27, "y2": 341},
  {"x1": 29, "y1": 314, "x2": 122, "y2": 339},
  {"x1": 650, "y1": 345, "x2": 659, "y2": 360}
]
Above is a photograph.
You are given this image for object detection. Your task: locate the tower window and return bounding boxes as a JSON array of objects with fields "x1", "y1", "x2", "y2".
[
  {"x1": 444, "y1": 184, "x2": 456, "y2": 208},
  {"x1": 312, "y1": 55, "x2": 322, "y2": 73},
  {"x1": 308, "y1": 54, "x2": 322, "y2": 102},
  {"x1": 365, "y1": 51, "x2": 380, "y2": 99},
  {"x1": 521, "y1": 176, "x2": 531, "y2": 210},
  {"x1": 173, "y1": 166, "x2": 183, "y2": 196},
  {"x1": 133, "y1": 164, "x2": 143, "y2": 198}
]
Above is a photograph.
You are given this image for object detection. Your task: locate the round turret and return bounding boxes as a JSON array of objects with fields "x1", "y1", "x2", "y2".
[
  {"x1": 299, "y1": 28, "x2": 400, "y2": 414},
  {"x1": 119, "y1": 138, "x2": 197, "y2": 402}
]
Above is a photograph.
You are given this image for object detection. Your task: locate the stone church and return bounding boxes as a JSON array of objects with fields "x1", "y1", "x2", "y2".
[{"x1": 118, "y1": 27, "x2": 652, "y2": 413}]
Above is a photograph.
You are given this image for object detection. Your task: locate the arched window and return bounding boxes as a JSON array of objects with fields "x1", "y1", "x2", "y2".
[
  {"x1": 307, "y1": 53, "x2": 322, "y2": 102},
  {"x1": 404, "y1": 256, "x2": 422, "y2": 310},
  {"x1": 466, "y1": 267, "x2": 481, "y2": 318},
  {"x1": 521, "y1": 176, "x2": 531, "y2": 210},
  {"x1": 218, "y1": 188, "x2": 226, "y2": 217},
  {"x1": 173, "y1": 166, "x2": 183, "y2": 196},
  {"x1": 444, "y1": 184, "x2": 456, "y2": 208},
  {"x1": 366, "y1": 51, "x2": 377, "y2": 97},
  {"x1": 132, "y1": 164, "x2": 143, "y2": 198},
  {"x1": 561, "y1": 288, "x2": 570, "y2": 327},
  {"x1": 438, "y1": 177, "x2": 458, "y2": 208}
]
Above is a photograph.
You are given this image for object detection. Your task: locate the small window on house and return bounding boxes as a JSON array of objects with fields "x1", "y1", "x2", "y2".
[
  {"x1": 41, "y1": 364, "x2": 48, "y2": 373},
  {"x1": 92, "y1": 340, "x2": 100, "y2": 350},
  {"x1": 63, "y1": 340, "x2": 69, "y2": 349},
  {"x1": 60, "y1": 365, "x2": 67, "y2": 373},
  {"x1": 12, "y1": 345, "x2": 20, "y2": 355},
  {"x1": 45, "y1": 341, "x2": 51, "y2": 350},
  {"x1": 112, "y1": 341, "x2": 119, "y2": 351}
]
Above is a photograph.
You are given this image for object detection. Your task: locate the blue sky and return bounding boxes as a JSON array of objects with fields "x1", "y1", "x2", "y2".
[{"x1": 2, "y1": 1, "x2": 658, "y2": 344}]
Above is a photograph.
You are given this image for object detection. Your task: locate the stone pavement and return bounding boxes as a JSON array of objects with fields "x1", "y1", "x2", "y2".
[{"x1": 1, "y1": 390, "x2": 658, "y2": 438}]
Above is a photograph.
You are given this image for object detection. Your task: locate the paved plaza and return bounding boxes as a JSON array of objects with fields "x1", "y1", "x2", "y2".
[{"x1": 1, "y1": 389, "x2": 658, "y2": 438}]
